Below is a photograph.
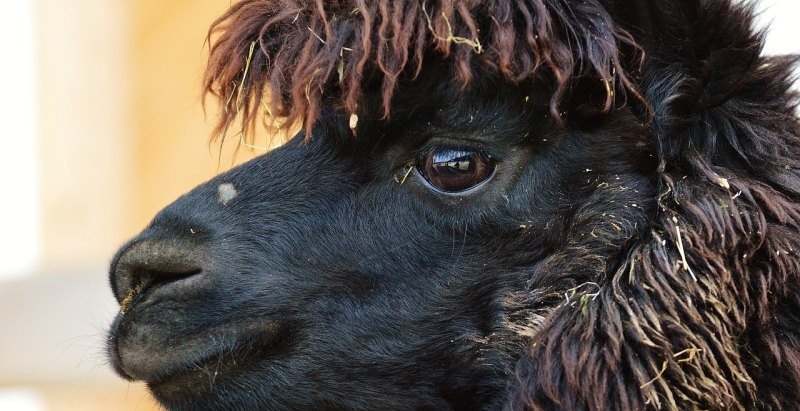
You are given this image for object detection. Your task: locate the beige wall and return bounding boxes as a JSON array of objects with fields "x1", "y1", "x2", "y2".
[
  {"x1": 37, "y1": 0, "x2": 133, "y2": 269},
  {"x1": 132, "y1": 0, "x2": 259, "y2": 228},
  {"x1": 37, "y1": 0, "x2": 263, "y2": 272},
  {"x1": 3, "y1": 0, "x2": 263, "y2": 409}
]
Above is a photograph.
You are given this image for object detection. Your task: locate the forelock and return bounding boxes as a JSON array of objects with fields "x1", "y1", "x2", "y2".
[{"x1": 203, "y1": 0, "x2": 645, "y2": 141}]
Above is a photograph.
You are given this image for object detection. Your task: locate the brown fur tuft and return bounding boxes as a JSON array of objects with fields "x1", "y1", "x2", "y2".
[{"x1": 203, "y1": 0, "x2": 644, "y2": 140}]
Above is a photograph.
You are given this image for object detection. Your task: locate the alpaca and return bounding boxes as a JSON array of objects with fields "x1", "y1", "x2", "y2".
[{"x1": 107, "y1": 0, "x2": 800, "y2": 409}]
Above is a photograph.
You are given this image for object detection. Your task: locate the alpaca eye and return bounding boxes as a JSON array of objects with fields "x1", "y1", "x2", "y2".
[{"x1": 418, "y1": 148, "x2": 495, "y2": 193}]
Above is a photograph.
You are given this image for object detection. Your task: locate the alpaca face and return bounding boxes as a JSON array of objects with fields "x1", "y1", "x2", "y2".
[{"x1": 107, "y1": 73, "x2": 657, "y2": 409}]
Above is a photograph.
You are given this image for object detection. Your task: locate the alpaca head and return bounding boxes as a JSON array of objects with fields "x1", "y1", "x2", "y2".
[{"x1": 107, "y1": 1, "x2": 800, "y2": 409}]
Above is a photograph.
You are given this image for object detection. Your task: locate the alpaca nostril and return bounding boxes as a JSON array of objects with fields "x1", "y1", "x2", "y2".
[{"x1": 111, "y1": 238, "x2": 203, "y2": 308}]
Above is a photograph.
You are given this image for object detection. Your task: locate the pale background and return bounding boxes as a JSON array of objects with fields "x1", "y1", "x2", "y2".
[{"x1": 0, "y1": 1, "x2": 797, "y2": 410}]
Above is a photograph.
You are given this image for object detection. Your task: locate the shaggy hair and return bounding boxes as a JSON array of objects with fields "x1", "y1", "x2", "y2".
[
  {"x1": 108, "y1": 0, "x2": 800, "y2": 409},
  {"x1": 203, "y1": 0, "x2": 645, "y2": 137}
]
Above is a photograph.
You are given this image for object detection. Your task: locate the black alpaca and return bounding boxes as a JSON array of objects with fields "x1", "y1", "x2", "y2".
[{"x1": 107, "y1": 0, "x2": 800, "y2": 409}]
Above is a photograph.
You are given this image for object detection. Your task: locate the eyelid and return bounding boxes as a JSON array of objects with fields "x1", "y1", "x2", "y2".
[{"x1": 412, "y1": 139, "x2": 498, "y2": 163}]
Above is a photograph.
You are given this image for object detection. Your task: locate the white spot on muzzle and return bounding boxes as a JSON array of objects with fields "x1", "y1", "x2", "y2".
[{"x1": 218, "y1": 183, "x2": 237, "y2": 206}]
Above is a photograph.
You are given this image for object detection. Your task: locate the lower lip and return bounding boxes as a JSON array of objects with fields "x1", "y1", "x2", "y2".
[{"x1": 111, "y1": 317, "x2": 292, "y2": 385}]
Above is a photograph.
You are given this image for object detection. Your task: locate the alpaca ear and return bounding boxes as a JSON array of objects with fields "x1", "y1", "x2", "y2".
[{"x1": 606, "y1": 0, "x2": 800, "y2": 192}]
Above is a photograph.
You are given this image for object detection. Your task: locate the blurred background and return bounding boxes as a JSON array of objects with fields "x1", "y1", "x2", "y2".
[{"x1": 0, "y1": 0, "x2": 797, "y2": 410}]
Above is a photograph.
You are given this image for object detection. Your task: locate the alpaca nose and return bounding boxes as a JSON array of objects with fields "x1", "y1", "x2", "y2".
[{"x1": 110, "y1": 237, "x2": 203, "y2": 306}]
